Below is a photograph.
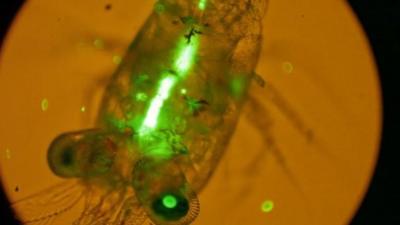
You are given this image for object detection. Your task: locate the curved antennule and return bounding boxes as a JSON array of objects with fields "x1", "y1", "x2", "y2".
[
  {"x1": 131, "y1": 158, "x2": 200, "y2": 225},
  {"x1": 47, "y1": 129, "x2": 118, "y2": 178}
]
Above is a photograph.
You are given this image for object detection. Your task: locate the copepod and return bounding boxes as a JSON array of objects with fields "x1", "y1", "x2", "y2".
[{"x1": 12, "y1": 0, "x2": 268, "y2": 224}]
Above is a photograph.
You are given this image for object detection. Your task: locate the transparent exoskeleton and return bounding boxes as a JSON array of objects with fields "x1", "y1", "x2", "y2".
[{"x1": 11, "y1": 0, "x2": 270, "y2": 224}]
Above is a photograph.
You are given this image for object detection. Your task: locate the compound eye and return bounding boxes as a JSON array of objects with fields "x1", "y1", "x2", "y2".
[
  {"x1": 47, "y1": 135, "x2": 81, "y2": 178},
  {"x1": 152, "y1": 193, "x2": 189, "y2": 221}
]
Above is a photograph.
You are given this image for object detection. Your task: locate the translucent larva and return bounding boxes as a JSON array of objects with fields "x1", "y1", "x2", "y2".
[{"x1": 12, "y1": 0, "x2": 268, "y2": 224}]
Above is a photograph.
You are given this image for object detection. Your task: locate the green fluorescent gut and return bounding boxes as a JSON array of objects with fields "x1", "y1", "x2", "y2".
[{"x1": 138, "y1": 36, "x2": 199, "y2": 138}]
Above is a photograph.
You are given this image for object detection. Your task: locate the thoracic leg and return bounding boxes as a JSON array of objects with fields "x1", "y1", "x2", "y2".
[{"x1": 243, "y1": 78, "x2": 308, "y2": 195}]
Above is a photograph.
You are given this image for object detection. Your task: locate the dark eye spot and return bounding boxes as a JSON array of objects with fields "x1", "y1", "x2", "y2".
[
  {"x1": 61, "y1": 147, "x2": 74, "y2": 166},
  {"x1": 152, "y1": 193, "x2": 189, "y2": 221}
]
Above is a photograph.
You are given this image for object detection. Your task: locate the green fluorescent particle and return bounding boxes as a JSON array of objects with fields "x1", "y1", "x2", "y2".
[
  {"x1": 230, "y1": 77, "x2": 246, "y2": 98},
  {"x1": 180, "y1": 88, "x2": 187, "y2": 95},
  {"x1": 261, "y1": 200, "x2": 274, "y2": 213},
  {"x1": 140, "y1": 75, "x2": 177, "y2": 133},
  {"x1": 198, "y1": 0, "x2": 207, "y2": 10},
  {"x1": 162, "y1": 195, "x2": 178, "y2": 209},
  {"x1": 80, "y1": 106, "x2": 86, "y2": 112},
  {"x1": 136, "y1": 92, "x2": 148, "y2": 102},
  {"x1": 41, "y1": 98, "x2": 49, "y2": 111}
]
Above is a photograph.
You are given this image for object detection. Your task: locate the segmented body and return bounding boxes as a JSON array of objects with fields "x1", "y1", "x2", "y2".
[{"x1": 12, "y1": 1, "x2": 267, "y2": 224}]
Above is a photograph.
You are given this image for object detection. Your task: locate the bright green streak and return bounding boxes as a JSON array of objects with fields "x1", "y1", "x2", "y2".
[
  {"x1": 198, "y1": 0, "x2": 207, "y2": 10},
  {"x1": 140, "y1": 75, "x2": 177, "y2": 134},
  {"x1": 139, "y1": 36, "x2": 198, "y2": 136},
  {"x1": 162, "y1": 195, "x2": 178, "y2": 209},
  {"x1": 174, "y1": 39, "x2": 198, "y2": 76},
  {"x1": 261, "y1": 200, "x2": 274, "y2": 213}
]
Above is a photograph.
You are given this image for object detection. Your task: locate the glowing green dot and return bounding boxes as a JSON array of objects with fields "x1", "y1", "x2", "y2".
[
  {"x1": 41, "y1": 98, "x2": 49, "y2": 111},
  {"x1": 180, "y1": 89, "x2": 187, "y2": 95},
  {"x1": 282, "y1": 62, "x2": 294, "y2": 74},
  {"x1": 80, "y1": 106, "x2": 86, "y2": 112},
  {"x1": 113, "y1": 55, "x2": 122, "y2": 65},
  {"x1": 93, "y1": 38, "x2": 104, "y2": 49},
  {"x1": 162, "y1": 195, "x2": 178, "y2": 209},
  {"x1": 261, "y1": 200, "x2": 274, "y2": 213},
  {"x1": 136, "y1": 92, "x2": 148, "y2": 102},
  {"x1": 198, "y1": 0, "x2": 207, "y2": 10},
  {"x1": 155, "y1": 2, "x2": 165, "y2": 13},
  {"x1": 230, "y1": 76, "x2": 246, "y2": 98}
]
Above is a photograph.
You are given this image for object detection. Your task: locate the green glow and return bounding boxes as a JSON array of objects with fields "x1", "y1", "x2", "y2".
[
  {"x1": 140, "y1": 75, "x2": 177, "y2": 133},
  {"x1": 180, "y1": 88, "x2": 187, "y2": 95},
  {"x1": 41, "y1": 98, "x2": 49, "y2": 111},
  {"x1": 174, "y1": 43, "x2": 196, "y2": 75},
  {"x1": 261, "y1": 200, "x2": 274, "y2": 213},
  {"x1": 198, "y1": 0, "x2": 207, "y2": 10},
  {"x1": 174, "y1": 37, "x2": 199, "y2": 76},
  {"x1": 154, "y1": 2, "x2": 165, "y2": 13},
  {"x1": 162, "y1": 195, "x2": 178, "y2": 209},
  {"x1": 230, "y1": 77, "x2": 246, "y2": 98},
  {"x1": 80, "y1": 106, "x2": 86, "y2": 112},
  {"x1": 136, "y1": 92, "x2": 148, "y2": 102},
  {"x1": 139, "y1": 35, "x2": 198, "y2": 136}
]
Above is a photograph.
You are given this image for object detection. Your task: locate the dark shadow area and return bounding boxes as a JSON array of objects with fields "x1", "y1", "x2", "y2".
[{"x1": 347, "y1": 0, "x2": 400, "y2": 224}]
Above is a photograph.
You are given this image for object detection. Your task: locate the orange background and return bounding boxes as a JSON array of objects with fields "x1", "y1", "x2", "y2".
[{"x1": 0, "y1": 0, "x2": 381, "y2": 224}]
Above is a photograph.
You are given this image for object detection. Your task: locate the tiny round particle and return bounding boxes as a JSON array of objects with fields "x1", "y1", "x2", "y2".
[
  {"x1": 93, "y1": 38, "x2": 105, "y2": 49},
  {"x1": 80, "y1": 106, "x2": 86, "y2": 112},
  {"x1": 282, "y1": 62, "x2": 294, "y2": 74},
  {"x1": 180, "y1": 89, "x2": 187, "y2": 95},
  {"x1": 41, "y1": 98, "x2": 49, "y2": 111},
  {"x1": 162, "y1": 195, "x2": 178, "y2": 209},
  {"x1": 261, "y1": 200, "x2": 274, "y2": 213},
  {"x1": 113, "y1": 55, "x2": 122, "y2": 65}
]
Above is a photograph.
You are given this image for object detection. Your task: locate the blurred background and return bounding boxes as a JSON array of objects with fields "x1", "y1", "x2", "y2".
[{"x1": 0, "y1": 0, "x2": 398, "y2": 224}]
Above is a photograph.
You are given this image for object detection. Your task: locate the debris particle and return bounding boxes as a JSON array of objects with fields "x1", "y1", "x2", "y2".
[{"x1": 41, "y1": 98, "x2": 49, "y2": 111}]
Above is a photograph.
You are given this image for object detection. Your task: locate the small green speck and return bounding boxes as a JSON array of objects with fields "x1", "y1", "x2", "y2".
[
  {"x1": 41, "y1": 98, "x2": 49, "y2": 111},
  {"x1": 198, "y1": 0, "x2": 207, "y2": 10},
  {"x1": 80, "y1": 106, "x2": 86, "y2": 112},
  {"x1": 180, "y1": 88, "x2": 187, "y2": 95},
  {"x1": 154, "y1": 2, "x2": 165, "y2": 13},
  {"x1": 162, "y1": 194, "x2": 178, "y2": 209},
  {"x1": 93, "y1": 38, "x2": 105, "y2": 49},
  {"x1": 230, "y1": 76, "x2": 246, "y2": 98},
  {"x1": 113, "y1": 55, "x2": 122, "y2": 65},
  {"x1": 136, "y1": 93, "x2": 148, "y2": 102},
  {"x1": 261, "y1": 200, "x2": 274, "y2": 213}
]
